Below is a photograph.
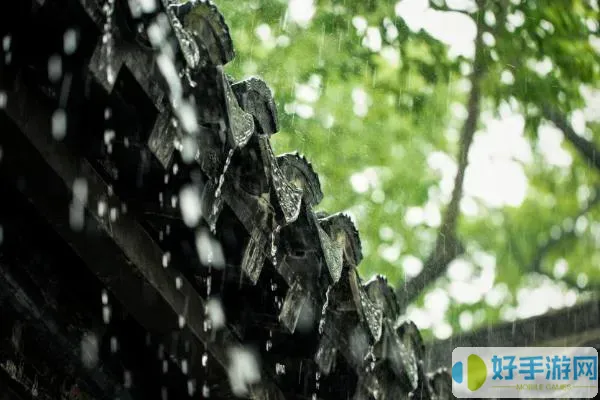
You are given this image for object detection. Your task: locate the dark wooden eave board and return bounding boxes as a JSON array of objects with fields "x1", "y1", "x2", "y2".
[{"x1": 0, "y1": 71, "x2": 287, "y2": 399}]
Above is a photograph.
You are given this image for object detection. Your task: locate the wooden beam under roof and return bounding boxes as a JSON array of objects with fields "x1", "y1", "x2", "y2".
[{"x1": 0, "y1": 70, "x2": 288, "y2": 400}]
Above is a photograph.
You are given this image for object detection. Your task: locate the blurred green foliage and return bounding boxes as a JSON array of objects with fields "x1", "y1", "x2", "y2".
[{"x1": 220, "y1": 0, "x2": 600, "y2": 338}]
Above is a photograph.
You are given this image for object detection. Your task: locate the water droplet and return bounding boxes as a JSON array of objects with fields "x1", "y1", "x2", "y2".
[
  {"x1": 97, "y1": 200, "x2": 107, "y2": 217},
  {"x1": 202, "y1": 382, "x2": 210, "y2": 398},
  {"x1": 2, "y1": 35, "x2": 11, "y2": 51},
  {"x1": 80, "y1": 332, "x2": 99, "y2": 369},
  {"x1": 226, "y1": 347, "x2": 261, "y2": 397},
  {"x1": 104, "y1": 129, "x2": 115, "y2": 145},
  {"x1": 178, "y1": 315, "x2": 186, "y2": 329},
  {"x1": 48, "y1": 54, "x2": 62, "y2": 82},
  {"x1": 162, "y1": 252, "x2": 171, "y2": 268},
  {"x1": 187, "y1": 379, "x2": 196, "y2": 396},
  {"x1": 206, "y1": 275, "x2": 212, "y2": 296},
  {"x1": 110, "y1": 336, "x2": 118, "y2": 353},
  {"x1": 102, "y1": 305, "x2": 111, "y2": 324},
  {"x1": 109, "y1": 207, "x2": 117, "y2": 221},
  {"x1": 51, "y1": 108, "x2": 67, "y2": 140},
  {"x1": 275, "y1": 363, "x2": 286, "y2": 375},
  {"x1": 179, "y1": 185, "x2": 202, "y2": 227},
  {"x1": 181, "y1": 359, "x2": 188, "y2": 375},
  {"x1": 202, "y1": 352, "x2": 208, "y2": 367},
  {"x1": 100, "y1": 0, "x2": 116, "y2": 85},
  {"x1": 206, "y1": 298, "x2": 225, "y2": 330},
  {"x1": 270, "y1": 225, "x2": 281, "y2": 265},
  {"x1": 123, "y1": 370, "x2": 132, "y2": 388},
  {"x1": 63, "y1": 29, "x2": 78, "y2": 55}
]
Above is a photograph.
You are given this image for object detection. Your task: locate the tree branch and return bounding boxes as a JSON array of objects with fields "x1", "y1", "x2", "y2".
[
  {"x1": 428, "y1": 2, "x2": 472, "y2": 15},
  {"x1": 396, "y1": 15, "x2": 486, "y2": 312},
  {"x1": 542, "y1": 105, "x2": 600, "y2": 172},
  {"x1": 529, "y1": 187, "x2": 600, "y2": 291}
]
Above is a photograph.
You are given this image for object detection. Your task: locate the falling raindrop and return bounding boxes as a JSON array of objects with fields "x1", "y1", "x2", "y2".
[
  {"x1": 101, "y1": 0, "x2": 116, "y2": 85},
  {"x1": 51, "y1": 108, "x2": 67, "y2": 140},
  {"x1": 181, "y1": 359, "x2": 188, "y2": 375},
  {"x1": 109, "y1": 207, "x2": 118, "y2": 222},
  {"x1": 123, "y1": 370, "x2": 132, "y2": 388},
  {"x1": 180, "y1": 134, "x2": 199, "y2": 163},
  {"x1": 162, "y1": 360, "x2": 168, "y2": 374},
  {"x1": 275, "y1": 363, "x2": 286, "y2": 375},
  {"x1": 48, "y1": 54, "x2": 62, "y2": 82},
  {"x1": 104, "y1": 129, "x2": 115, "y2": 146},
  {"x1": 175, "y1": 276, "x2": 182, "y2": 289},
  {"x1": 178, "y1": 315, "x2": 186, "y2": 329},
  {"x1": 226, "y1": 347, "x2": 261, "y2": 397},
  {"x1": 31, "y1": 377, "x2": 38, "y2": 397},
  {"x1": 73, "y1": 178, "x2": 88, "y2": 204},
  {"x1": 69, "y1": 203, "x2": 84, "y2": 231},
  {"x1": 202, "y1": 352, "x2": 208, "y2": 367},
  {"x1": 206, "y1": 275, "x2": 212, "y2": 296},
  {"x1": 97, "y1": 200, "x2": 107, "y2": 217},
  {"x1": 195, "y1": 229, "x2": 225, "y2": 269},
  {"x1": 210, "y1": 149, "x2": 235, "y2": 229},
  {"x1": 110, "y1": 336, "x2": 118, "y2": 353},
  {"x1": 202, "y1": 382, "x2": 210, "y2": 398},
  {"x1": 0, "y1": 91, "x2": 6, "y2": 109},
  {"x1": 315, "y1": 370, "x2": 321, "y2": 391},
  {"x1": 102, "y1": 305, "x2": 111, "y2": 324},
  {"x1": 162, "y1": 251, "x2": 171, "y2": 268},
  {"x1": 187, "y1": 379, "x2": 196, "y2": 396},
  {"x1": 80, "y1": 332, "x2": 99, "y2": 369},
  {"x1": 2, "y1": 35, "x2": 11, "y2": 51},
  {"x1": 206, "y1": 298, "x2": 225, "y2": 330},
  {"x1": 64, "y1": 28, "x2": 78, "y2": 55},
  {"x1": 179, "y1": 184, "x2": 202, "y2": 227},
  {"x1": 270, "y1": 225, "x2": 281, "y2": 266},
  {"x1": 318, "y1": 286, "x2": 332, "y2": 334}
]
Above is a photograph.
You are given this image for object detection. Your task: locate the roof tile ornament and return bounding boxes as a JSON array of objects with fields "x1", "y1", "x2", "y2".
[{"x1": 166, "y1": 0, "x2": 234, "y2": 68}]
